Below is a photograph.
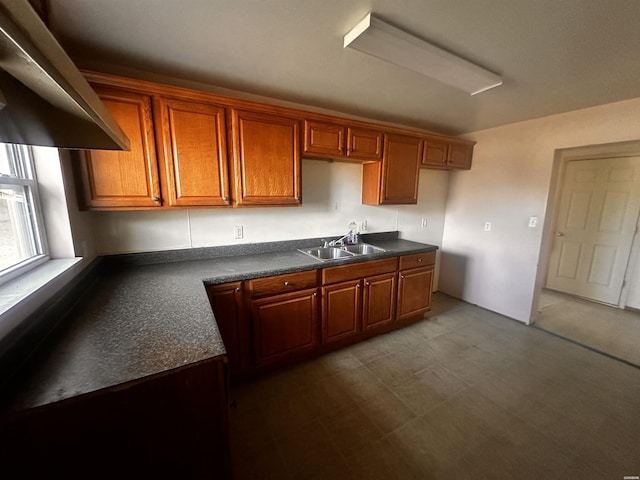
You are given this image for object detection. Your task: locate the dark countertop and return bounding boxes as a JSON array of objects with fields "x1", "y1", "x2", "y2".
[{"x1": 1, "y1": 233, "x2": 437, "y2": 415}]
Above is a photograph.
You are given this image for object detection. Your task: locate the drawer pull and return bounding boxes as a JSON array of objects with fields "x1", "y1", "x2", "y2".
[
  {"x1": 365, "y1": 282, "x2": 370, "y2": 286},
  {"x1": 284, "y1": 281, "x2": 291, "y2": 286},
  {"x1": 401, "y1": 275, "x2": 405, "y2": 279},
  {"x1": 235, "y1": 287, "x2": 241, "y2": 292},
  {"x1": 417, "y1": 258, "x2": 423, "y2": 262}
]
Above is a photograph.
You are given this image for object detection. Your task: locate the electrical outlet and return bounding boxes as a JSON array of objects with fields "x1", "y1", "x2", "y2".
[
  {"x1": 233, "y1": 225, "x2": 244, "y2": 239},
  {"x1": 421, "y1": 218, "x2": 428, "y2": 228},
  {"x1": 360, "y1": 220, "x2": 368, "y2": 232},
  {"x1": 484, "y1": 222, "x2": 491, "y2": 231},
  {"x1": 528, "y1": 216, "x2": 538, "y2": 228}
]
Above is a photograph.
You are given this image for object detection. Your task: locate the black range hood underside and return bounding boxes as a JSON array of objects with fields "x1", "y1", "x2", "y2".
[{"x1": 0, "y1": 0, "x2": 129, "y2": 150}]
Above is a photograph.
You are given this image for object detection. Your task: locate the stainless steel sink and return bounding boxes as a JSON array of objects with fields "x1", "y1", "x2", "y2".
[
  {"x1": 298, "y1": 243, "x2": 386, "y2": 261},
  {"x1": 340, "y1": 244, "x2": 386, "y2": 255},
  {"x1": 298, "y1": 247, "x2": 355, "y2": 260}
]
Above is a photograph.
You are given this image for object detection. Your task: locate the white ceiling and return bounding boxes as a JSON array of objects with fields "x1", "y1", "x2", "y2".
[{"x1": 48, "y1": 0, "x2": 640, "y2": 135}]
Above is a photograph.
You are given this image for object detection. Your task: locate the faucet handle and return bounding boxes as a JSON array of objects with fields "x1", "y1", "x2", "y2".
[{"x1": 321, "y1": 239, "x2": 328, "y2": 248}]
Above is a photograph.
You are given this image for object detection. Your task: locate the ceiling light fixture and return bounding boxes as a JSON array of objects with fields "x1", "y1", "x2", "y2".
[{"x1": 343, "y1": 13, "x2": 502, "y2": 95}]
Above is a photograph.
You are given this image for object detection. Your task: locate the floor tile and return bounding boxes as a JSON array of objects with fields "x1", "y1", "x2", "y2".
[
  {"x1": 390, "y1": 364, "x2": 469, "y2": 416},
  {"x1": 229, "y1": 293, "x2": 640, "y2": 479}
]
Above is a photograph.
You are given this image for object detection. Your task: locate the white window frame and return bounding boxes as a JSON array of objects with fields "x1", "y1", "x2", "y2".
[{"x1": 0, "y1": 144, "x2": 49, "y2": 286}]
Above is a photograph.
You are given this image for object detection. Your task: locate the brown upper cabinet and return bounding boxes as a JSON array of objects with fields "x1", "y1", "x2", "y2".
[
  {"x1": 422, "y1": 135, "x2": 473, "y2": 170},
  {"x1": 362, "y1": 133, "x2": 422, "y2": 205},
  {"x1": 75, "y1": 86, "x2": 161, "y2": 209},
  {"x1": 231, "y1": 109, "x2": 301, "y2": 206},
  {"x1": 75, "y1": 73, "x2": 303, "y2": 210},
  {"x1": 154, "y1": 97, "x2": 231, "y2": 207},
  {"x1": 75, "y1": 72, "x2": 474, "y2": 211},
  {"x1": 303, "y1": 120, "x2": 383, "y2": 161}
]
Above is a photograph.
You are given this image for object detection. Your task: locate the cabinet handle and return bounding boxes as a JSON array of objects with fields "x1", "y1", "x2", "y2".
[
  {"x1": 152, "y1": 196, "x2": 160, "y2": 202},
  {"x1": 401, "y1": 275, "x2": 405, "y2": 279},
  {"x1": 417, "y1": 258, "x2": 423, "y2": 262},
  {"x1": 223, "y1": 196, "x2": 231, "y2": 202},
  {"x1": 313, "y1": 292, "x2": 317, "y2": 297},
  {"x1": 284, "y1": 281, "x2": 290, "y2": 286},
  {"x1": 365, "y1": 282, "x2": 370, "y2": 286},
  {"x1": 356, "y1": 283, "x2": 360, "y2": 288},
  {"x1": 235, "y1": 287, "x2": 241, "y2": 292}
]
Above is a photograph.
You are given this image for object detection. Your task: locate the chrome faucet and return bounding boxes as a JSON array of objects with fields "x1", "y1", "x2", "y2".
[{"x1": 328, "y1": 234, "x2": 350, "y2": 247}]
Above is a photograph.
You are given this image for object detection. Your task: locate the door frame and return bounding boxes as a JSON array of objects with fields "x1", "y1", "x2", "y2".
[{"x1": 532, "y1": 140, "x2": 640, "y2": 323}]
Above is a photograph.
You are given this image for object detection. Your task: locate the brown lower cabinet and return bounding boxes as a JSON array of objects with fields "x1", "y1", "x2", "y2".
[
  {"x1": 322, "y1": 257, "x2": 398, "y2": 343},
  {"x1": 322, "y1": 280, "x2": 361, "y2": 343},
  {"x1": 206, "y1": 281, "x2": 249, "y2": 375},
  {"x1": 1, "y1": 358, "x2": 231, "y2": 478},
  {"x1": 397, "y1": 252, "x2": 436, "y2": 320},
  {"x1": 251, "y1": 287, "x2": 320, "y2": 366},
  {"x1": 206, "y1": 252, "x2": 435, "y2": 376}
]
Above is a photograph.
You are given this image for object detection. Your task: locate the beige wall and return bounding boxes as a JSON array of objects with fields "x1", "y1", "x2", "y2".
[
  {"x1": 441, "y1": 97, "x2": 640, "y2": 323},
  {"x1": 91, "y1": 159, "x2": 450, "y2": 288}
]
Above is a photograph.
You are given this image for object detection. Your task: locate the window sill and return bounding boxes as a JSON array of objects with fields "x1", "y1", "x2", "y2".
[{"x1": 0, "y1": 258, "x2": 84, "y2": 339}]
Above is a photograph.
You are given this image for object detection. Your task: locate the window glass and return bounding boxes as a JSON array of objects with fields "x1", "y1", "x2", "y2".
[{"x1": 0, "y1": 144, "x2": 46, "y2": 277}]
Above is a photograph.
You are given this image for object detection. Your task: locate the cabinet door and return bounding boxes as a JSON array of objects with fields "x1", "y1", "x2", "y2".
[
  {"x1": 346, "y1": 127, "x2": 383, "y2": 161},
  {"x1": 397, "y1": 267, "x2": 434, "y2": 321},
  {"x1": 251, "y1": 288, "x2": 319, "y2": 366},
  {"x1": 447, "y1": 141, "x2": 473, "y2": 169},
  {"x1": 322, "y1": 280, "x2": 361, "y2": 343},
  {"x1": 78, "y1": 87, "x2": 161, "y2": 209},
  {"x1": 422, "y1": 137, "x2": 449, "y2": 168},
  {"x1": 362, "y1": 133, "x2": 422, "y2": 205},
  {"x1": 362, "y1": 272, "x2": 396, "y2": 331},
  {"x1": 303, "y1": 120, "x2": 345, "y2": 157},
  {"x1": 231, "y1": 109, "x2": 301, "y2": 206},
  {"x1": 206, "y1": 282, "x2": 248, "y2": 373},
  {"x1": 156, "y1": 98, "x2": 231, "y2": 206}
]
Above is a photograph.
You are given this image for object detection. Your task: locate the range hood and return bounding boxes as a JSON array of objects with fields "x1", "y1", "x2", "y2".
[{"x1": 0, "y1": 0, "x2": 129, "y2": 150}]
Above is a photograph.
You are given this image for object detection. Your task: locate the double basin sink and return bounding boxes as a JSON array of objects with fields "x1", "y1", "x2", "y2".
[{"x1": 298, "y1": 243, "x2": 386, "y2": 261}]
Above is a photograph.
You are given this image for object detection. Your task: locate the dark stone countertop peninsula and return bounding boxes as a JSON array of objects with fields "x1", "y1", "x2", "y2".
[{"x1": 1, "y1": 232, "x2": 437, "y2": 415}]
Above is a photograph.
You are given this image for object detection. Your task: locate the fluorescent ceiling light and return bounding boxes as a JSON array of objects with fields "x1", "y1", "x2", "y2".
[{"x1": 344, "y1": 13, "x2": 502, "y2": 95}]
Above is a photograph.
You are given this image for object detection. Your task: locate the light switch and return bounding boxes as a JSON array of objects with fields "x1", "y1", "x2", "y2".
[
  {"x1": 528, "y1": 216, "x2": 538, "y2": 228},
  {"x1": 484, "y1": 222, "x2": 491, "y2": 231},
  {"x1": 234, "y1": 225, "x2": 244, "y2": 239}
]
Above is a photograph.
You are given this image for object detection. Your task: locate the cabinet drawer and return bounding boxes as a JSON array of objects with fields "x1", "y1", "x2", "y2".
[
  {"x1": 322, "y1": 257, "x2": 398, "y2": 285},
  {"x1": 399, "y1": 251, "x2": 436, "y2": 270},
  {"x1": 248, "y1": 270, "x2": 318, "y2": 297}
]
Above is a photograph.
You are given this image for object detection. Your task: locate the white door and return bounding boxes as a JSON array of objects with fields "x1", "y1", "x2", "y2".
[{"x1": 546, "y1": 157, "x2": 640, "y2": 305}]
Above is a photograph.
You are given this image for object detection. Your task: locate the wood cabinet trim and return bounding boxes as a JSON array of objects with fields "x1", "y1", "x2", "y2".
[
  {"x1": 251, "y1": 287, "x2": 319, "y2": 366},
  {"x1": 322, "y1": 257, "x2": 398, "y2": 284},
  {"x1": 79, "y1": 86, "x2": 161, "y2": 209},
  {"x1": 231, "y1": 109, "x2": 302, "y2": 206},
  {"x1": 346, "y1": 126, "x2": 384, "y2": 161},
  {"x1": 377, "y1": 133, "x2": 422, "y2": 205},
  {"x1": 397, "y1": 266, "x2": 434, "y2": 320},
  {"x1": 399, "y1": 251, "x2": 436, "y2": 270},
  {"x1": 322, "y1": 280, "x2": 362, "y2": 343},
  {"x1": 247, "y1": 270, "x2": 318, "y2": 297},
  {"x1": 303, "y1": 120, "x2": 345, "y2": 157},
  {"x1": 154, "y1": 96, "x2": 231, "y2": 207},
  {"x1": 83, "y1": 71, "x2": 475, "y2": 154},
  {"x1": 362, "y1": 272, "x2": 396, "y2": 331}
]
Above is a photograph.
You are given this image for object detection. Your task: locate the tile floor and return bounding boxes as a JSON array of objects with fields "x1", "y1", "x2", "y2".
[
  {"x1": 229, "y1": 293, "x2": 640, "y2": 479},
  {"x1": 536, "y1": 288, "x2": 640, "y2": 367}
]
